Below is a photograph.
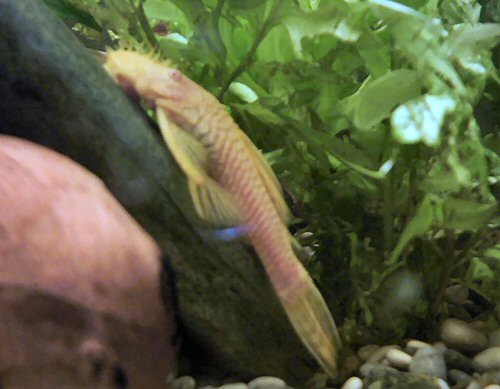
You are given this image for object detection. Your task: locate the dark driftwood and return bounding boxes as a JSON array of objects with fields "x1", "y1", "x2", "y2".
[{"x1": 0, "y1": 0, "x2": 313, "y2": 383}]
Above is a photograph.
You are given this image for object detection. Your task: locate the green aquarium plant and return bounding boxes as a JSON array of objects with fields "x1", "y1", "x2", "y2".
[{"x1": 46, "y1": 0, "x2": 500, "y2": 345}]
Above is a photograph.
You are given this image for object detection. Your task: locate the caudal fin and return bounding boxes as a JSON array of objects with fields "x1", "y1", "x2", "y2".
[{"x1": 282, "y1": 277, "x2": 341, "y2": 376}]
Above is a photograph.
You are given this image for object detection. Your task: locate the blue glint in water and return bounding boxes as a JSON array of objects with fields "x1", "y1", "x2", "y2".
[{"x1": 211, "y1": 226, "x2": 247, "y2": 241}]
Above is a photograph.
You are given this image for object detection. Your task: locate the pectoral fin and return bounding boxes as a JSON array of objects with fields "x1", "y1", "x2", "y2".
[
  {"x1": 188, "y1": 178, "x2": 242, "y2": 226},
  {"x1": 157, "y1": 108, "x2": 208, "y2": 185},
  {"x1": 157, "y1": 108, "x2": 242, "y2": 226}
]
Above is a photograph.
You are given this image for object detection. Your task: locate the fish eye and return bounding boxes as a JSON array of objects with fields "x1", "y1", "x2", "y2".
[{"x1": 170, "y1": 69, "x2": 182, "y2": 82}]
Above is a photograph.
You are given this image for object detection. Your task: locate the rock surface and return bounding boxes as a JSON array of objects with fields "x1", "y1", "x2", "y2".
[
  {"x1": 0, "y1": 136, "x2": 175, "y2": 388},
  {"x1": 409, "y1": 344, "x2": 447, "y2": 379},
  {"x1": 441, "y1": 318, "x2": 488, "y2": 352},
  {"x1": 473, "y1": 347, "x2": 500, "y2": 372}
]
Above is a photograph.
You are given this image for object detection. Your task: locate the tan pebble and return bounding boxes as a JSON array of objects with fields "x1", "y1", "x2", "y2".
[
  {"x1": 357, "y1": 344, "x2": 380, "y2": 362},
  {"x1": 248, "y1": 376, "x2": 286, "y2": 389},
  {"x1": 484, "y1": 386, "x2": 500, "y2": 389},
  {"x1": 465, "y1": 381, "x2": 482, "y2": 389},
  {"x1": 469, "y1": 320, "x2": 485, "y2": 330},
  {"x1": 219, "y1": 383, "x2": 247, "y2": 389},
  {"x1": 406, "y1": 339, "x2": 430, "y2": 349},
  {"x1": 444, "y1": 284, "x2": 469, "y2": 304},
  {"x1": 367, "y1": 345, "x2": 401, "y2": 363},
  {"x1": 488, "y1": 328, "x2": 500, "y2": 347},
  {"x1": 341, "y1": 376, "x2": 363, "y2": 389},
  {"x1": 435, "y1": 378, "x2": 450, "y2": 389},
  {"x1": 472, "y1": 346, "x2": 500, "y2": 371},
  {"x1": 367, "y1": 382, "x2": 382, "y2": 389},
  {"x1": 441, "y1": 318, "x2": 487, "y2": 352},
  {"x1": 405, "y1": 339, "x2": 430, "y2": 355},
  {"x1": 172, "y1": 376, "x2": 196, "y2": 389},
  {"x1": 385, "y1": 349, "x2": 411, "y2": 370}
]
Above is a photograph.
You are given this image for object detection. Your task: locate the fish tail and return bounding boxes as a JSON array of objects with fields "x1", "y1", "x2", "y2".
[{"x1": 281, "y1": 275, "x2": 341, "y2": 376}]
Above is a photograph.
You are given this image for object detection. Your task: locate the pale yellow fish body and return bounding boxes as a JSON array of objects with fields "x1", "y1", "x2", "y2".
[{"x1": 104, "y1": 50, "x2": 341, "y2": 375}]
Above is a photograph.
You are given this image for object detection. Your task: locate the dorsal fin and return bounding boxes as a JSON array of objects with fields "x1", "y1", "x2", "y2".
[{"x1": 237, "y1": 130, "x2": 291, "y2": 225}]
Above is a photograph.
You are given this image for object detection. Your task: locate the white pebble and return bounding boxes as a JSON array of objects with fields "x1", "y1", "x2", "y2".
[
  {"x1": 441, "y1": 318, "x2": 487, "y2": 352},
  {"x1": 484, "y1": 385, "x2": 500, "y2": 389},
  {"x1": 465, "y1": 382, "x2": 482, "y2": 389},
  {"x1": 219, "y1": 384, "x2": 247, "y2": 389},
  {"x1": 436, "y1": 378, "x2": 450, "y2": 389},
  {"x1": 367, "y1": 345, "x2": 401, "y2": 363},
  {"x1": 248, "y1": 376, "x2": 286, "y2": 389},
  {"x1": 172, "y1": 376, "x2": 196, "y2": 389},
  {"x1": 341, "y1": 376, "x2": 363, "y2": 389},
  {"x1": 409, "y1": 345, "x2": 447, "y2": 379},
  {"x1": 406, "y1": 339, "x2": 430, "y2": 350},
  {"x1": 472, "y1": 346, "x2": 500, "y2": 371},
  {"x1": 386, "y1": 349, "x2": 412, "y2": 370}
]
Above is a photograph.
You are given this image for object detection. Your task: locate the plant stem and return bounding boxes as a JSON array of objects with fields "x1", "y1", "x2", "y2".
[
  {"x1": 210, "y1": 0, "x2": 227, "y2": 76},
  {"x1": 453, "y1": 228, "x2": 486, "y2": 269},
  {"x1": 217, "y1": 3, "x2": 279, "y2": 100},
  {"x1": 130, "y1": 0, "x2": 158, "y2": 51},
  {"x1": 428, "y1": 230, "x2": 455, "y2": 321},
  {"x1": 382, "y1": 169, "x2": 395, "y2": 253}
]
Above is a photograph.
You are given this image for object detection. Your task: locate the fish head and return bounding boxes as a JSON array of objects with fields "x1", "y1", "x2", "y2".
[{"x1": 104, "y1": 49, "x2": 207, "y2": 129}]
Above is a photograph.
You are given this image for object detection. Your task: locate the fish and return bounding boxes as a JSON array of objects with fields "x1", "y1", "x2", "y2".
[{"x1": 104, "y1": 49, "x2": 342, "y2": 375}]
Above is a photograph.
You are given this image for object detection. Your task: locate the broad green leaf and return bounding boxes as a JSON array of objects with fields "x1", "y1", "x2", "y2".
[
  {"x1": 484, "y1": 245, "x2": 500, "y2": 261},
  {"x1": 43, "y1": 0, "x2": 101, "y2": 30},
  {"x1": 386, "y1": 195, "x2": 434, "y2": 265},
  {"x1": 468, "y1": 257, "x2": 495, "y2": 281},
  {"x1": 297, "y1": 0, "x2": 320, "y2": 11},
  {"x1": 441, "y1": 198, "x2": 497, "y2": 231},
  {"x1": 257, "y1": 25, "x2": 297, "y2": 62},
  {"x1": 227, "y1": 0, "x2": 267, "y2": 10},
  {"x1": 353, "y1": 69, "x2": 422, "y2": 129},
  {"x1": 420, "y1": 171, "x2": 462, "y2": 193},
  {"x1": 283, "y1": 6, "x2": 361, "y2": 56},
  {"x1": 237, "y1": 103, "x2": 284, "y2": 126},
  {"x1": 446, "y1": 23, "x2": 500, "y2": 57},
  {"x1": 358, "y1": 44, "x2": 391, "y2": 77},
  {"x1": 370, "y1": 0, "x2": 465, "y2": 93}
]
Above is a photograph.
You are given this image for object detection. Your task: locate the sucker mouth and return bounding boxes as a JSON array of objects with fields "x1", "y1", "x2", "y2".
[{"x1": 114, "y1": 74, "x2": 142, "y2": 102}]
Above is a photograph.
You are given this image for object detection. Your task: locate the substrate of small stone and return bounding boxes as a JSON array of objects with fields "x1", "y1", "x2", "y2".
[{"x1": 172, "y1": 299, "x2": 500, "y2": 389}]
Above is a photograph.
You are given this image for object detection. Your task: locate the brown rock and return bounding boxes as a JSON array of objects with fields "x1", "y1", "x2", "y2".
[
  {"x1": 441, "y1": 318, "x2": 488, "y2": 352},
  {"x1": 0, "y1": 136, "x2": 176, "y2": 388}
]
